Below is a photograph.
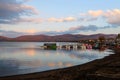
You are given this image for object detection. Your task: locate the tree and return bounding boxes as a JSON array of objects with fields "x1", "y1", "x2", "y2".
[
  {"x1": 116, "y1": 33, "x2": 120, "y2": 39},
  {"x1": 116, "y1": 33, "x2": 120, "y2": 43},
  {"x1": 99, "y1": 36, "x2": 106, "y2": 43}
]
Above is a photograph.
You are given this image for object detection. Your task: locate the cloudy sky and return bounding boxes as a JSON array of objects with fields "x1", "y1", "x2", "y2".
[{"x1": 0, "y1": 0, "x2": 120, "y2": 37}]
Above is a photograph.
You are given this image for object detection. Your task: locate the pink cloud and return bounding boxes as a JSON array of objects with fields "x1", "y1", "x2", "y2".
[
  {"x1": 81, "y1": 9, "x2": 120, "y2": 25},
  {"x1": 88, "y1": 10, "x2": 103, "y2": 17},
  {"x1": 103, "y1": 9, "x2": 120, "y2": 25},
  {"x1": 47, "y1": 17, "x2": 76, "y2": 22},
  {"x1": 20, "y1": 5, "x2": 39, "y2": 15}
]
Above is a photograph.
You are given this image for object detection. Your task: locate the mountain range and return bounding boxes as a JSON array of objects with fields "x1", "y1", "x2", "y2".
[{"x1": 0, "y1": 34, "x2": 117, "y2": 42}]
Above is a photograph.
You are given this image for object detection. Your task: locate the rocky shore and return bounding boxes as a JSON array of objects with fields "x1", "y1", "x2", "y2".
[{"x1": 0, "y1": 49, "x2": 120, "y2": 80}]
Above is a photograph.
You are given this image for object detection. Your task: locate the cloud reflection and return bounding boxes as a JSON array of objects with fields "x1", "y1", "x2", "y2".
[
  {"x1": 25, "y1": 49, "x2": 36, "y2": 56},
  {"x1": 0, "y1": 42, "x2": 114, "y2": 77},
  {"x1": 19, "y1": 60, "x2": 73, "y2": 68}
]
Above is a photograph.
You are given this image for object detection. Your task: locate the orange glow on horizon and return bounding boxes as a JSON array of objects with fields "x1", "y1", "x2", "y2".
[{"x1": 27, "y1": 29, "x2": 36, "y2": 34}]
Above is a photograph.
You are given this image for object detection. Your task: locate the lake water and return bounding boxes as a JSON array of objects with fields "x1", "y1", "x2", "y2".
[{"x1": 0, "y1": 42, "x2": 114, "y2": 77}]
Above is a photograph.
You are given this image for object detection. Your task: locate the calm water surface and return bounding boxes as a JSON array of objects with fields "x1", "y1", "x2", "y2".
[{"x1": 0, "y1": 42, "x2": 114, "y2": 77}]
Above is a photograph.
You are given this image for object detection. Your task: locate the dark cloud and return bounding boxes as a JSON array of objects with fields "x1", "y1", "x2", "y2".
[
  {"x1": 36, "y1": 31, "x2": 73, "y2": 35},
  {"x1": 69, "y1": 25, "x2": 99, "y2": 31},
  {"x1": 0, "y1": 0, "x2": 38, "y2": 24},
  {"x1": 78, "y1": 17, "x2": 98, "y2": 22},
  {"x1": 69, "y1": 25, "x2": 118, "y2": 32},
  {"x1": 37, "y1": 25, "x2": 119, "y2": 35}
]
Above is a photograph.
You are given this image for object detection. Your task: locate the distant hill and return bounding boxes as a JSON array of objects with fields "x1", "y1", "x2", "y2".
[
  {"x1": 0, "y1": 34, "x2": 117, "y2": 42},
  {"x1": 0, "y1": 36, "x2": 12, "y2": 41}
]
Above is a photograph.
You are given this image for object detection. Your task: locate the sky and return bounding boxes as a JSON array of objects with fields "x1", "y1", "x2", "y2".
[{"x1": 0, "y1": 0, "x2": 120, "y2": 37}]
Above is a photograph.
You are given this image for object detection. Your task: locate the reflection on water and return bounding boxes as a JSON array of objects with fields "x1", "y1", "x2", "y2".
[
  {"x1": 25, "y1": 49, "x2": 36, "y2": 56},
  {"x1": 0, "y1": 42, "x2": 114, "y2": 77}
]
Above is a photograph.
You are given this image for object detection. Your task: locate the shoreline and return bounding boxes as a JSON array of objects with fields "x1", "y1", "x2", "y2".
[{"x1": 0, "y1": 49, "x2": 120, "y2": 80}]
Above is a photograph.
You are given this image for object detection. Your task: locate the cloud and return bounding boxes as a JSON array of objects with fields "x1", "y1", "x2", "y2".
[
  {"x1": 0, "y1": 0, "x2": 39, "y2": 24},
  {"x1": 47, "y1": 9, "x2": 120, "y2": 24},
  {"x1": 47, "y1": 17, "x2": 76, "y2": 22},
  {"x1": 69, "y1": 25, "x2": 115, "y2": 32},
  {"x1": 82, "y1": 9, "x2": 120, "y2": 25},
  {"x1": 0, "y1": 30, "x2": 27, "y2": 37},
  {"x1": 35, "y1": 25, "x2": 118, "y2": 36},
  {"x1": 78, "y1": 17, "x2": 98, "y2": 22},
  {"x1": 47, "y1": 16, "x2": 97, "y2": 23},
  {"x1": 0, "y1": 25, "x2": 119, "y2": 37},
  {"x1": 14, "y1": 18, "x2": 43, "y2": 23},
  {"x1": 103, "y1": 9, "x2": 120, "y2": 25},
  {"x1": 87, "y1": 10, "x2": 103, "y2": 17},
  {"x1": 69, "y1": 25, "x2": 99, "y2": 31}
]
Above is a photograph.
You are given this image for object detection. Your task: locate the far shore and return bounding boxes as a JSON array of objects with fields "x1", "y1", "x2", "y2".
[{"x1": 0, "y1": 48, "x2": 120, "y2": 80}]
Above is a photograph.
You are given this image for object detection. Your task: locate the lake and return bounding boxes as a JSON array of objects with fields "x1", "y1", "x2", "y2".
[{"x1": 0, "y1": 42, "x2": 114, "y2": 77}]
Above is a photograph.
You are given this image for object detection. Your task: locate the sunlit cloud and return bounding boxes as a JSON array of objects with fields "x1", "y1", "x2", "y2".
[
  {"x1": 88, "y1": 10, "x2": 103, "y2": 17},
  {"x1": 26, "y1": 29, "x2": 36, "y2": 34},
  {"x1": 15, "y1": 18, "x2": 43, "y2": 23},
  {"x1": 0, "y1": 0, "x2": 39, "y2": 24},
  {"x1": 20, "y1": 5, "x2": 39, "y2": 15},
  {"x1": 103, "y1": 9, "x2": 120, "y2": 25},
  {"x1": 80, "y1": 10, "x2": 103, "y2": 17},
  {"x1": 47, "y1": 17, "x2": 76, "y2": 22},
  {"x1": 81, "y1": 9, "x2": 120, "y2": 26}
]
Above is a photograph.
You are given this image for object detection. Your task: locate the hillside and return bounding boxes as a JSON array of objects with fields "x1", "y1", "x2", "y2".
[{"x1": 0, "y1": 34, "x2": 117, "y2": 42}]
